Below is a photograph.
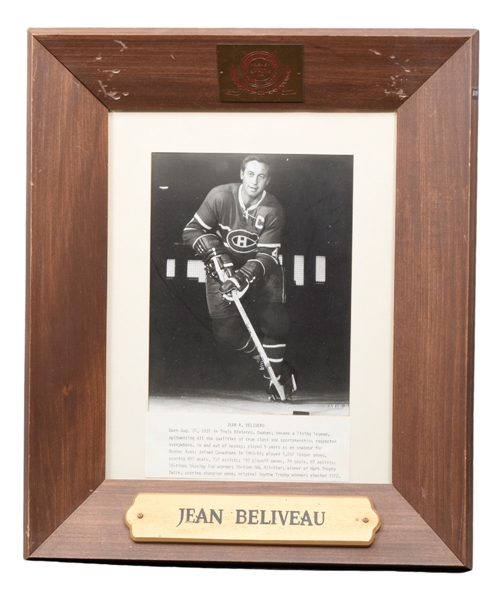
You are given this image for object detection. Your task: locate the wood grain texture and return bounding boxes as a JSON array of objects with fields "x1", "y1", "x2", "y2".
[
  {"x1": 393, "y1": 36, "x2": 477, "y2": 568},
  {"x1": 25, "y1": 29, "x2": 477, "y2": 569},
  {"x1": 24, "y1": 37, "x2": 108, "y2": 557},
  {"x1": 465, "y1": 33, "x2": 478, "y2": 571},
  {"x1": 32, "y1": 30, "x2": 471, "y2": 111},
  {"x1": 31, "y1": 480, "x2": 463, "y2": 568}
]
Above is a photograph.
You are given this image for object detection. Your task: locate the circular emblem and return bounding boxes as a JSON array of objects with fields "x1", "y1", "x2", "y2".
[
  {"x1": 230, "y1": 51, "x2": 291, "y2": 96},
  {"x1": 227, "y1": 229, "x2": 259, "y2": 254}
]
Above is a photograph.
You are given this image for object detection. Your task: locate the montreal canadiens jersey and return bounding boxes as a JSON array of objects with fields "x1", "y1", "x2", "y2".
[{"x1": 182, "y1": 183, "x2": 284, "y2": 273}]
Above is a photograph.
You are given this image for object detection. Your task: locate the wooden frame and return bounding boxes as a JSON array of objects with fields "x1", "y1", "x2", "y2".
[{"x1": 25, "y1": 29, "x2": 477, "y2": 569}]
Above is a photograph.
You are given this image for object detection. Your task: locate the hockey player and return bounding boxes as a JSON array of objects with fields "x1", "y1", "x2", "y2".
[{"x1": 182, "y1": 155, "x2": 296, "y2": 401}]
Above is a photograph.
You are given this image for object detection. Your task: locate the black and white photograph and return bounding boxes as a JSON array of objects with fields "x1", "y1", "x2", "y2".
[{"x1": 148, "y1": 152, "x2": 353, "y2": 416}]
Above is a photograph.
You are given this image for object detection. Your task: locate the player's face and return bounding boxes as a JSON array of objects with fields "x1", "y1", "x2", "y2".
[{"x1": 240, "y1": 160, "x2": 270, "y2": 202}]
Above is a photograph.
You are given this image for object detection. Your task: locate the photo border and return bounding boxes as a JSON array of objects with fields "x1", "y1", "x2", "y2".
[{"x1": 25, "y1": 29, "x2": 477, "y2": 569}]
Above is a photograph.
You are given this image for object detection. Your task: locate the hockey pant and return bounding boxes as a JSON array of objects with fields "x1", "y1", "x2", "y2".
[{"x1": 212, "y1": 303, "x2": 289, "y2": 377}]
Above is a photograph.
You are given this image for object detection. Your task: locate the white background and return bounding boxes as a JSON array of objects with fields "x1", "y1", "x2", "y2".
[{"x1": 0, "y1": 1, "x2": 499, "y2": 598}]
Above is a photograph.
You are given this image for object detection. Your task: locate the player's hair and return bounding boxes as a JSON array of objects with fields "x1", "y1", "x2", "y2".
[{"x1": 240, "y1": 155, "x2": 272, "y2": 176}]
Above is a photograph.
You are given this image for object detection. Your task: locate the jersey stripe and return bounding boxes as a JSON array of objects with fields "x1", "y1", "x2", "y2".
[
  {"x1": 257, "y1": 251, "x2": 279, "y2": 265},
  {"x1": 194, "y1": 212, "x2": 213, "y2": 230},
  {"x1": 192, "y1": 233, "x2": 216, "y2": 250}
]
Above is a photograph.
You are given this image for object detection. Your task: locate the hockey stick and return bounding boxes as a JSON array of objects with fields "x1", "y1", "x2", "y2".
[
  {"x1": 231, "y1": 291, "x2": 287, "y2": 402},
  {"x1": 208, "y1": 255, "x2": 287, "y2": 401}
]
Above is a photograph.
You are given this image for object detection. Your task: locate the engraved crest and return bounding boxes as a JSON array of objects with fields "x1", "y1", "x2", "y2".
[
  {"x1": 228, "y1": 50, "x2": 293, "y2": 97},
  {"x1": 217, "y1": 44, "x2": 303, "y2": 103}
]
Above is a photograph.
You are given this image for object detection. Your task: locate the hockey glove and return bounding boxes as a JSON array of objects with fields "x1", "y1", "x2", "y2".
[
  {"x1": 219, "y1": 259, "x2": 269, "y2": 301},
  {"x1": 193, "y1": 234, "x2": 234, "y2": 283},
  {"x1": 220, "y1": 270, "x2": 250, "y2": 301}
]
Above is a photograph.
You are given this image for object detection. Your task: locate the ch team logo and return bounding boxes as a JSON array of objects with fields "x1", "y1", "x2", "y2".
[{"x1": 227, "y1": 229, "x2": 259, "y2": 254}]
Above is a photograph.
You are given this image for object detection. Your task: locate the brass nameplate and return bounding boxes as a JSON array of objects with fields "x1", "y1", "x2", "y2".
[
  {"x1": 217, "y1": 44, "x2": 303, "y2": 103},
  {"x1": 125, "y1": 493, "x2": 380, "y2": 546}
]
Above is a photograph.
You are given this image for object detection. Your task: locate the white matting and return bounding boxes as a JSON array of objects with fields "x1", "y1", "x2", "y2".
[{"x1": 107, "y1": 112, "x2": 396, "y2": 483}]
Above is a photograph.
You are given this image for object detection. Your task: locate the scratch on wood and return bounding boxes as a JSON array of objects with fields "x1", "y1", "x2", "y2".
[
  {"x1": 97, "y1": 80, "x2": 122, "y2": 100},
  {"x1": 384, "y1": 74, "x2": 408, "y2": 99},
  {"x1": 394, "y1": 61, "x2": 411, "y2": 74},
  {"x1": 369, "y1": 49, "x2": 411, "y2": 73},
  {"x1": 95, "y1": 53, "x2": 102, "y2": 61},
  {"x1": 385, "y1": 88, "x2": 407, "y2": 99},
  {"x1": 102, "y1": 69, "x2": 121, "y2": 79},
  {"x1": 114, "y1": 40, "x2": 128, "y2": 52},
  {"x1": 75, "y1": 145, "x2": 93, "y2": 159}
]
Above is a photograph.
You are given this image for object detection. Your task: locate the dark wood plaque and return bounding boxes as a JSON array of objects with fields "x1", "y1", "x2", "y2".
[{"x1": 25, "y1": 29, "x2": 477, "y2": 570}]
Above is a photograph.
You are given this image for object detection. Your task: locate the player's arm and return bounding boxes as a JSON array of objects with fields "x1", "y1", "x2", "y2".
[
  {"x1": 182, "y1": 205, "x2": 216, "y2": 247},
  {"x1": 183, "y1": 197, "x2": 235, "y2": 284},
  {"x1": 252, "y1": 244, "x2": 281, "y2": 276},
  {"x1": 193, "y1": 233, "x2": 236, "y2": 283}
]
